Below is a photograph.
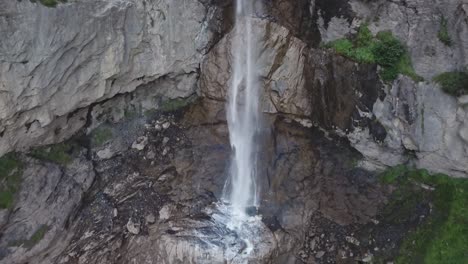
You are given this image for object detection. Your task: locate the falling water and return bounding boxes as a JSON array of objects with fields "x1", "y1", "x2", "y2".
[{"x1": 223, "y1": 0, "x2": 262, "y2": 219}]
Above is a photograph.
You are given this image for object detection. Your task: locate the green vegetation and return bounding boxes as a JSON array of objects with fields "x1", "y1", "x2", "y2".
[
  {"x1": 438, "y1": 17, "x2": 453, "y2": 46},
  {"x1": 10, "y1": 225, "x2": 49, "y2": 249},
  {"x1": 379, "y1": 166, "x2": 468, "y2": 263},
  {"x1": 90, "y1": 126, "x2": 113, "y2": 147},
  {"x1": 160, "y1": 97, "x2": 193, "y2": 112},
  {"x1": 324, "y1": 25, "x2": 422, "y2": 82},
  {"x1": 124, "y1": 109, "x2": 139, "y2": 120},
  {"x1": 0, "y1": 153, "x2": 23, "y2": 209},
  {"x1": 29, "y1": 142, "x2": 75, "y2": 165},
  {"x1": 36, "y1": 0, "x2": 67, "y2": 8},
  {"x1": 433, "y1": 71, "x2": 468, "y2": 96}
]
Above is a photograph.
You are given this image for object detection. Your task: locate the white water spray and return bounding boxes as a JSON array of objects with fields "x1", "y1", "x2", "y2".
[{"x1": 223, "y1": 0, "x2": 262, "y2": 219}]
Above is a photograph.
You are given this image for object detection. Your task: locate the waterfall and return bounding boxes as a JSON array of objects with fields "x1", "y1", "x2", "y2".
[{"x1": 223, "y1": 0, "x2": 262, "y2": 219}]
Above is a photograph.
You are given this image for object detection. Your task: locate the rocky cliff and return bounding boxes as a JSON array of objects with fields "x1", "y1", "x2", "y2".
[
  {"x1": 0, "y1": 0, "x2": 220, "y2": 156},
  {"x1": 0, "y1": 0, "x2": 468, "y2": 263}
]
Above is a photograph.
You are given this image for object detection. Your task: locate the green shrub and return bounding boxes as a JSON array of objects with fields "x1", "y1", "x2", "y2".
[
  {"x1": 356, "y1": 24, "x2": 374, "y2": 47},
  {"x1": 379, "y1": 166, "x2": 468, "y2": 263},
  {"x1": 0, "y1": 153, "x2": 23, "y2": 209},
  {"x1": 324, "y1": 26, "x2": 422, "y2": 82},
  {"x1": 438, "y1": 17, "x2": 453, "y2": 46},
  {"x1": 29, "y1": 142, "x2": 75, "y2": 166},
  {"x1": 433, "y1": 71, "x2": 468, "y2": 96},
  {"x1": 373, "y1": 32, "x2": 405, "y2": 67}
]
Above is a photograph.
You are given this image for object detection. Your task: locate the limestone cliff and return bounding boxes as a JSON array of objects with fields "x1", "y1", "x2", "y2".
[{"x1": 0, "y1": 0, "x2": 217, "y2": 156}]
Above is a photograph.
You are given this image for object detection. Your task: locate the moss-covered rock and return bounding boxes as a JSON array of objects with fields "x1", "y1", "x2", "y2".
[
  {"x1": 433, "y1": 71, "x2": 468, "y2": 96},
  {"x1": 34, "y1": 0, "x2": 67, "y2": 8},
  {"x1": 0, "y1": 153, "x2": 23, "y2": 209},
  {"x1": 379, "y1": 166, "x2": 468, "y2": 263},
  {"x1": 437, "y1": 16, "x2": 453, "y2": 47},
  {"x1": 29, "y1": 142, "x2": 77, "y2": 166},
  {"x1": 90, "y1": 126, "x2": 113, "y2": 147},
  {"x1": 9, "y1": 225, "x2": 49, "y2": 249}
]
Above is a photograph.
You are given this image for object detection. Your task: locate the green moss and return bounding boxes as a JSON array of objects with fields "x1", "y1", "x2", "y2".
[
  {"x1": 29, "y1": 225, "x2": 49, "y2": 246},
  {"x1": 29, "y1": 142, "x2": 75, "y2": 166},
  {"x1": 379, "y1": 164, "x2": 407, "y2": 184},
  {"x1": 0, "y1": 153, "x2": 23, "y2": 209},
  {"x1": 36, "y1": 0, "x2": 67, "y2": 8},
  {"x1": 379, "y1": 166, "x2": 468, "y2": 263},
  {"x1": 90, "y1": 126, "x2": 113, "y2": 147},
  {"x1": 397, "y1": 54, "x2": 424, "y2": 82},
  {"x1": 324, "y1": 26, "x2": 422, "y2": 82},
  {"x1": 438, "y1": 17, "x2": 453, "y2": 46},
  {"x1": 433, "y1": 71, "x2": 468, "y2": 96},
  {"x1": 124, "y1": 109, "x2": 139, "y2": 120},
  {"x1": 9, "y1": 225, "x2": 49, "y2": 249},
  {"x1": 160, "y1": 97, "x2": 193, "y2": 112}
]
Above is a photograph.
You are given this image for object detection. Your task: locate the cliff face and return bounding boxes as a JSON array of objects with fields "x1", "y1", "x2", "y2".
[
  {"x1": 0, "y1": 1, "x2": 467, "y2": 263},
  {"x1": 0, "y1": 0, "x2": 218, "y2": 156},
  {"x1": 316, "y1": 0, "x2": 468, "y2": 177},
  {"x1": 2, "y1": 0, "x2": 467, "y2": 177}
]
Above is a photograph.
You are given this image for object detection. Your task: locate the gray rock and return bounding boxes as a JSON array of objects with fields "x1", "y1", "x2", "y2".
[
  {"x1": 145, "y1": 214, "x2": 156, "y2": 225},
  {"x1": 201, "y1": 19, "x2": 310, "y2": 116},
  {"x1": 349, "y1": 77, "x2": 468, "y2": 177},
  {"x1": 0, "y1": 0, "x2": 214, "y2": 156},
  {"x1": 315, "y1": 251, "x2": 325, "y2": 259},
  {"x1": 131, "y1": 136, "x2": 148, "y2": 151},
  {"x1": 0, "y1": 153, "x2": 95, "y2": 264},
  {"x1": 345, "y1": 236, "x2": 360, "y2": 246},
  {"x1": 126, "y1": 218, "x2": 141, "y2": 235}
]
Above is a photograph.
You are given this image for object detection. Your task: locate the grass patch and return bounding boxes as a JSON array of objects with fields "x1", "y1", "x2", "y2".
[
  {"x1": 0, "y1": 153, "x2": 23, "y2": 209},
  {"x1": 433, "y1": 71, "x2": 468, "y2": 96},
  {"x1": 438, "y1": 16, "x2": 453, "y2": 46},
  {"x1": 9, "y1": 225, "x2": 49, "y2": 249},
  {"x1": 29, "y1": 142, "x2": 76, "y2": 166},
  {"x1": 90, "y1": 126, "x2": 113, "y2": 147},
  {"x1": 379, "y1": 166, "x2": 468, "y2": 263},
  {"x1": 324, "y1": 26, "x2": 422, "y2": 82}
]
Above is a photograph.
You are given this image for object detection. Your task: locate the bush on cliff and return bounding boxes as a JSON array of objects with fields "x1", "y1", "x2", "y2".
[
  {"x1": 325, "y1": 26, "x2": 422, "y2": 82},
  {"x1": 433, "y1": 71, "x2": 468, "y2": 96}
]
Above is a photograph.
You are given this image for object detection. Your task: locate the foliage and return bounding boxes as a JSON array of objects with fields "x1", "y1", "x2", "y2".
[
  {"x1": 90, "y1": 126, "x2": 113, "y2": 147},
  {"x1": 379, "y1": 167, "x2": 468, "y2": 263},
  {"x1": 29, "y1": 142, "x2": 76, "y2": 166},
  {"x1": 0, "y1": 153, "x2": 23, "y2": 209},
  {"x1": 438, "y1": 17, "x2": 453, "y2": 46},
  {"x1": 325, "y1": 26, "x2": 422, "y2": 82},
  {"x1": 433, "y1": 71, "x2": 468, "y2": 96}
]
